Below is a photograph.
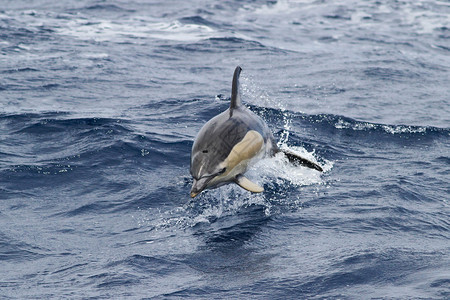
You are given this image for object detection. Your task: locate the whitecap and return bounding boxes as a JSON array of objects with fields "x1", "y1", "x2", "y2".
[
  {"x1": 246, "y1": 0, "x2": 315, "y2": 15},
  {"x1": 335, "y1": 118, "x2": 428, "y2": 134},
  {"x1": 55, "y1": 18, "x2": 217, "y2": 43}
]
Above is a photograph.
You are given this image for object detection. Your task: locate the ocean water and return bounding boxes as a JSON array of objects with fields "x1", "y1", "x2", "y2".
[{"x1": 1, "y1": 0, "x2": 449, "y2": 298}]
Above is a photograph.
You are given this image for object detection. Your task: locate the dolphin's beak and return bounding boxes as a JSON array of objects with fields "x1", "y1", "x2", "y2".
[{"x1": 190, "y1": 178, "x2": 208, "y2": 198}]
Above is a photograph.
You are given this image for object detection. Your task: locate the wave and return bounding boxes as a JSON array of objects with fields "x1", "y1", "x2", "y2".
[
  {"x1": 164, "y1": 36, "x2": 265, "y2": 53},
  {"x1": 82, "y1": 4, "x2": 135, "y2": 13},
  {"x1": 0, "y1": 113, "x2": 180, "y2": 171},
  {"x1": 247, "y1": 106, "x2": 449, "y2": 138},
  {"x1": 1, "y1": 107, "x2": 447, "y2": 224},
  {"x1": 0, "y1": 232, "x2": 46, "y2": 262},
  {"x1": 2, "y1": 108, "x2": 447, "y2": 168},
  {"x1": 179, "y1": 16, "x2": 219, "y2": 28},
  {"x1": 1, "y1": 67, "x2": 39, "y2": 74}
]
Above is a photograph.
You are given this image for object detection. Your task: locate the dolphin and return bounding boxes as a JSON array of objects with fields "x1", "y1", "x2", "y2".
[{"x1": 190, "y1": 66, "x2": 322, "y2": 198}]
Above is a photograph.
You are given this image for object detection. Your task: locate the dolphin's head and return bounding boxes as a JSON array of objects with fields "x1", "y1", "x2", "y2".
[{"x1": 190, "y1": 141, "x2": 230, "y2": 198}]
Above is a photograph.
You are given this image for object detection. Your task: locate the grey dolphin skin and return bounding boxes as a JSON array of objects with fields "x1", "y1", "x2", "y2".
[{"x1": 190, "y1": 66, "x2": 323, "y2": 198}]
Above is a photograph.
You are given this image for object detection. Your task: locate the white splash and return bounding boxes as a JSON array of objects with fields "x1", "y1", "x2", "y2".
[
  {"x1": 138, "y1": 143, "x2": 330, "y2": 231},
  {"x1": 249, "y1": 146, "x2": 331, "y2": 187}
]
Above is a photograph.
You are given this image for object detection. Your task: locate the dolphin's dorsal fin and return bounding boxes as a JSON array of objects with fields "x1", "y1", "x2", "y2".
[
  {"x1": 235, "y1": 174, "x2": 264, "y2": 193},
  {"x1": 230, "y1": 66, "x2": 242, "y2": 110}
]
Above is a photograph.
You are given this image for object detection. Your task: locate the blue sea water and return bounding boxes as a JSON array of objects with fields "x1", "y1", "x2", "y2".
[{"x1": 1, "y1": 0, "x2": 449, "y2": 298}]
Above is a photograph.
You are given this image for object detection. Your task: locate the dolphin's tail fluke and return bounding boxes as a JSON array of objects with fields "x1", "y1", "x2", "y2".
[
  {"x1": 280, "y1": 149, "x2": 323, "y2": 172},
  {"x1": 230, "y1": 66, "x2": 242, "y2": 109}
]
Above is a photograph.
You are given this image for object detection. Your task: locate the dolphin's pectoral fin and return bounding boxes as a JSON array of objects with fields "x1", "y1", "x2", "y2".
[
  {"x1": 224, "y1": 130, "x2": 264, "y2": 170},
  {"x1": 281, "y1": 149, "x2": 323, "y2": 172},
  {"x1": 235, "y1": 175, "x2": 264, "y2": 193}
]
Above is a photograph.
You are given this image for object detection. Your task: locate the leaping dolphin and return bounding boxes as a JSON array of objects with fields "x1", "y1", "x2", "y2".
[{"x1": 190, "y1": 66, "x2": 322, "y2": 198}]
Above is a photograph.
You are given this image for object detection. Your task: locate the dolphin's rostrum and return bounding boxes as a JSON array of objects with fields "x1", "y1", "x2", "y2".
[{"x1": 190, "y1": 66, "x2": 322, "y2": 198}]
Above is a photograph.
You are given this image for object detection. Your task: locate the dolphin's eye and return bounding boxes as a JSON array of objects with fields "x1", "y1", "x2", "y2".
[
  {"x1": 202, "y1": 149, "x2": 208, "y2": 153},
  {"x1": 218, "y1": 168, "x2": 226, "y2": 174}
]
